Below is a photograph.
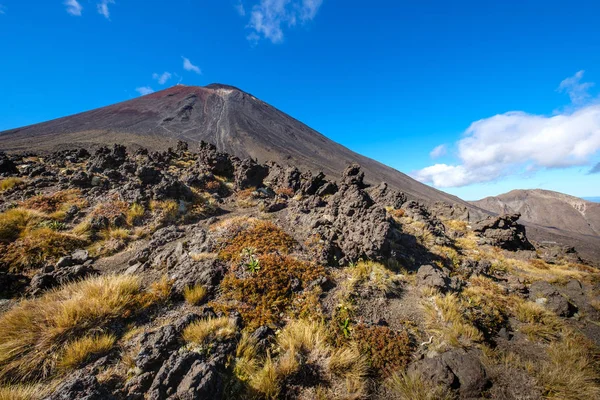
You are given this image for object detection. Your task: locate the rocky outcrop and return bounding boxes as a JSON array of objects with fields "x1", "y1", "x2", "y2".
[{"x1": 472, "y1": 213, "x2": 534, "y2": 251}]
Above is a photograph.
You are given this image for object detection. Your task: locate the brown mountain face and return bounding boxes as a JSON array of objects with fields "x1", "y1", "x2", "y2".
[
  {"x1": 0, "y1": 84, "x2": 469, "y2": 207},
  {"x1": 472, "y1": 189, "x2": 600, "y2": 263},
  {"x1": 472, "y1": 189, "x2": 600, "y2": 237}
]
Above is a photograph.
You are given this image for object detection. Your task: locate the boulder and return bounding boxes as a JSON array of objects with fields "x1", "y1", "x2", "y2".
[
  {"x1": 472, "y1": 213, "x2": 534, "y2": 251},
  {"x1": 416, "y1": 264, "x2": 452, "y2": 292},
  {"x1": 529, "y1": 281, "x2": 576, "y2": 317}
]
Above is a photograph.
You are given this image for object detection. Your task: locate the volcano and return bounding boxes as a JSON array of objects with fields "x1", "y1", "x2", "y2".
[{"x1": 0, "y1": 84, "x2": 469, "y2": 207}]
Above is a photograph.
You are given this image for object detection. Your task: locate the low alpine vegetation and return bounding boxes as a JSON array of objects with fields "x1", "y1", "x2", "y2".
[{"x1": 0, "y1": 275, "x2": 158, "y2": 382}]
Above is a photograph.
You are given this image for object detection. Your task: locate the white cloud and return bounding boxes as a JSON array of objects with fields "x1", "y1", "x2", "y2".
[
  {"x1": 182, "y1": 57, "x2": 201, "y2": 74},
  {"x1": 97, "y1": 0, "x2": 114, "y2": 19},
  {"x1": 414, "y1": 72, "x2": 600, "y2": 188},
  {"x1": 235, "y1": 0, "x2": 246, "y2": 16},
  {"x1": 430, "y1": 144, "x2": 447, "y2": 159},
  {"x1": 246, "y1": 0, "x2": 323, "y2": 44},
  {"x1": 135, "y1": 86, "x2": 154, "y2": 96},
  {"x1": 153, "y1": 72, "x2": 172, "y2": 85},
  {"x1": 558, "y1": 70, "x2": 594, "y2": 104},
  {"x1": 64, "y1": 0, "x2": 82, "y2": 16}
]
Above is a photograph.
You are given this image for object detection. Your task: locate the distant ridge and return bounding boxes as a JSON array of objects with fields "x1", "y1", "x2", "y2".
[{"x1": 471, "y1": 189, "x2": 600, "y2": 262}]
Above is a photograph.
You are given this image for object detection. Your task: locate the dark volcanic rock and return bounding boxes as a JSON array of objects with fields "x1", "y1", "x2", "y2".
[
  {"x1": 234, "y1": 159, "x2": 269, "y2": 189},
  {"x1": 0, "y1": 152, "x2": 18, "y2": 174},
  {"x1": 472, "y1": 213, "x2": 534, "y2": 251},
  {"x1": 528, "y1": 281, "x2": 576, "y2": 317},
  {"x1": 409, "y1": 350, "x2": 489, "y2": 399},
  {"x1": 45, "y1": 371, "x2": 115, "y2": 400}
]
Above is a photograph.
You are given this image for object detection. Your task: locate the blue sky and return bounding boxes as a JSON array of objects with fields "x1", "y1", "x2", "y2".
[{"x1": 0, "y1": 0, "x2": 599, "y2": 200}]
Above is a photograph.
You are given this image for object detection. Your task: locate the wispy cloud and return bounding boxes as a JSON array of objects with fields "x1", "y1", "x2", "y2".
[
  {"x1": 430, "y1": 144, "x2": 447, "y2": 159},
  {"x1": 153, "y1": 72, "x2": 172, "y2": 85},
  {"x1": 245, "y1": 0, "x2": 324, "y2": 44},
  {"x1": 413, "y1": 72, "x2": 600, "y2": 188},
  {"x1": 558, "y1": 70, "x2": 594, "y2": 105},
  {"x1": 64, "y1": 0, "x2": 83, "y2": 16},
  {"x1": 135, "y1": 87, "x2": 154, "y2": 96},
  {"x1": 0, "y1": 4, "x2": 6, "y2": 14},
  {"x1": 97, "y1": 0, "x2": 114, "y2": 19},
  {"x1": 182, "y1": 57, "x2": 201, "y2": 74},
  {"x1": 235, "y1": 0, "x2": 246, "y2": 16},
  {"x1": 590, "y1": 162, "x2": 600, "y2": 174}
]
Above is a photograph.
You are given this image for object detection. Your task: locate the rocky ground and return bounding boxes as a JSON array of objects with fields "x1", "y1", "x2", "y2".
[{"x1": 0, "y1": 141, "x2": 599, "y2": 399}]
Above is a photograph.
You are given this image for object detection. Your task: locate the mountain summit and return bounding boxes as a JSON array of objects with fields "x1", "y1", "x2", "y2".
[{"x1": 0, "y1": 84, "x2": 467, "y2": 206}]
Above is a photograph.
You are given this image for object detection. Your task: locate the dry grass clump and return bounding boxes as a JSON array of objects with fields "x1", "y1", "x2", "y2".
[
  {"x1": 150, "y1": 199, "x2": 179, "y2": 224},
  {"x1": 217, "y1": 254, "x2": 326, "y2": 329},
  {"x1": 0, "y1": 208, "x2": 46, "y2": 242},
  {"x1": 236, "y1": 187, "x2": 259, "y2": 208},
  {"x1": 385, "y1": 206, "x2": 405, "y2": 219},
  {"x1": 1, "y1": 228, "x2": 88, "y2": 270},
  {"x1": 0, "y1": 178, "x2": 24, "y2": 192},
  {"x1": 0, "y1": 274, "x2": 152, "y2": 382},
  {"x1": 503, "y1": 257, "x2": 593, "y2": 285},
  {"x1": 535, "y1": 330, "x2": 600, "y2": 399},
  {"x1": 90, "y1": 197, "x2": 129, "y2": 220},
  {"x1": 126, "y1": 203, "x2": 146, "y2": 226},
  {"x1": 89, "y1": 227, "x2": 133, "y2": 257},
  {"x1": 0, "y1": 385, "x2": 47, "y2": 400},
  {"x1": 351, "y1": 324, "x2": 412, "y2": 377},
  {"x1": 513, "y1": 301, "x2": 563, "y2": 342},
  {"x1": 461, "y1": 277, "x2": 510, "y2": 338},
  {"x1": 423, "y1": 292, "x2": 483, "y2": 349},
  {"x1": 442, "y1": 219, "x2": 469, "y2": 235},
  {"x1": 20, "y1": 189, "x2": 87, "y2": 220},
  {"x1": 348, "y1": 261, "x2": 402, "y2": 296},
  {"x1": 394, "y1": 216, "x2": 436, "y2": 247},
  {"x1": 239, "y1": 320, "x2": 368, "y2": 400},
  {"x1": 183, "y1": 284, "x2": 208, "y2": 305},
  {"x1": 218, "y1": 220, "x2": 296, "y2": 262},
  {"x1": 275, "y1": 187, "x2": 295, "y2": 197},
  {"x1": 57, "y1": 334, "x2": 116, "y2": 371},
  {"x1": 182, "y1": 317, "x2": 237, "y2": 345},
  {"x1": 387, "y1": 371, "x2": 456, "y2": 400}
]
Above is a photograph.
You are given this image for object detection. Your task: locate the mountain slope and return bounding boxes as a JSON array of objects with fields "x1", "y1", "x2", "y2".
[
  {"x1": 471, "y1": 189, "x2": 600, "y2": 263},
  {"x1": 0, "y1": 84, "x2": 467, "y2": 207},
  {"x1": 471, "y1": 189, "x2": 600, "y2": 237}
]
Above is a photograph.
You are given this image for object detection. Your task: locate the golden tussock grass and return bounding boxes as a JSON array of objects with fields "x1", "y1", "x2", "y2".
[
  {"x1": 182, "y1": 317, "x2": 237, "y2": 345},
  {"x1": 183, "y1": 284, "x2": 208, "y2": 306},
  {"x1": 536, "y1": 330, "x2": 600, "y2": 399},
  {"x1": 423, "y1": 292, "x2": 483, "y2": 349},
  {"x1": 150, "y1": 200, "x2": 179, "y2": 224},
  {"x1": 0, "y1": 274, "x2": 150, "y2": 382},
  {"x1": 512, "y1": 301, "x2": 563, "y2": 342},
  {"x1": 21, "y1": 189, "x2": 88, "y2": 220},
  {"x1": 242, "y1": 320, "x2": 368, "y2": 400},
  {"x1": 386, "y1": 371, "x2": 456, "y2": 400},
  {"x1": 347, "y1": 261, "x2": 402, "y2": 296},
  {"x1": 126, "y1": 203, "x2": 146, "y2": 226},
  {"x1": 0, "y1": 178, "x2": 24, "y2": 192},
  {"x1": 57, "y1": 334, "x2": 116, "y2": 371},
  {"x1": 0, "y1": 208, "x2": 46, "y2": 242},
  {"x1": 442, "y1": 219, "x2": 469, "y2": 235},
  {"x1": 0, "y1": 384, "x2": 47, "y2": 400},
  {"x1": 2, "y1": 227, "x2": 88, "y2": 270}
]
